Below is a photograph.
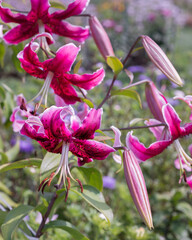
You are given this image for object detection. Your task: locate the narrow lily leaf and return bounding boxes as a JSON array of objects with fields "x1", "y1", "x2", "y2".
[
  {"x1": 94, "y1": 136, "x2": 112, "y2": 142},
  {"x1": 0, "y1": 182, "x2": 11, "y2": 195},
  {"x1": 81, "y1": 98, "x2": 94, "y2": 108},
  {"x1": 0, "y1": 211, "x2": 7, "y2": 227},
  {"x1": 5, "y1": 139, "x2": 20, "y2": 162},
  {"x1": 177, "y1": 202, "x2": 192, "y2": 220},
  {"x1": 1, "y1": 205, "x2": 34, "y2": 240},
  {"x1": 0, "y1": 192, "x2": 17, "y2": 208},
  {"x1": 0, "y1": 86, "x2": 5, "y2": 103},
  {"x1": 107, "y1": 56, "x2": 123, "y2": 75},
  {"x1": 111, "y1": 89, "x2": 142, "y2": 108},
  {"x1": 50, "y1": 1, "x2": 66, "y2": 10},
  {"x1": 74, "y1": 167, "x2": 103, "y2": 191},
  {"x1": 43, "y1": 220, "x2": 89, "y2": 240},
  {"x1": 73, "y1": 59, "x2": 82, "y2": 74},
  {"x1": 132, "y1": 46, "x2": 144, "y2": 54},
  {"x1": 0, "y1": 43, "x2": 5, "y2": 68},
  {"x1": 129, "y1": 118, "x2": 146, "y2": 126},
  {"x1": 40, "y1": 152, "x2": 60, "y2": 181},
  {"x1": 124, "y1": 69, "x2": 134, "y2": 84},
  {"x1": 11, "y1": 44, "x2": 24, "y2": 73},
  {"x1": 71, "y1": 185, "x2": 113, "y2": 224},
  {"x1": 0, "y1": 158, "x2": 42, "y2": 173},
  {"x1": 0, "y1": 152, "x2": 8, "y2": 164}
]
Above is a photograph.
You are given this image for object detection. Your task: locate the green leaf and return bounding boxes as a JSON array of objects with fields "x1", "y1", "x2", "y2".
[
  {"x1": 11, "y1": 44, "x2": 24, "y2": 73},
  {"x1": 0, "y1": 192, "x2": 17, "y2": 208},
  {"x1": 0, "y1": 182, "x2": 11, "y2": 195},
  {"x1": 74, "y1": 167, "x2": 103, "y2": 191},
  {"x1": 0, "y1": 158, "x2": 42, "y2": 173},
  {"x1": 5, "y1": 139, "x2": 20, "y2": 162},
  {"x1": 106, "y1": 56, "x2": 123, "y2": 75},
  {"x1": 50, "y1": 1, "x2": 66, "y2": 9},
  {"x1": 81, "y1": 98, "x2": 94, "y2": 108},
  {"x1": 0, "y1": 152, "x2": 8, "y2": 164},
  {"x1": 177, "y1": 202, "x2": 192, "y2": 220},
  {"x1": 111, "y1": 89, "x2": 142, "y2": 108},
  {"x1": 0, "y1": 211, "x2": 7, "y2": 227},
  {"x1": 44, "y1": 220, "x2": 89, "y2": 240},
  {"x1": 1, "y1": 205, "x2": 34, "y2": 240},
  {"x1": 0, "y1": 86, "x2": 6, "y2": 103},
  {"x1": 0, "y1": 42, "x2": 5, "y2": 67},
  {"x1": 71, "y1": 185, "x2": 113, "y2": 224},
  {"x1": 74, "y1": 59, "x2": 82, "y2": 74},
  {"x1": 40, "y1": 152, "x2": 61, "y2": 181}
]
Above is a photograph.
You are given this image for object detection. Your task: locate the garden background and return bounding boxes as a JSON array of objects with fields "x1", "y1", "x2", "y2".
[{"x1": 1, "y1": 0, "x2": 192, "y2": 239}]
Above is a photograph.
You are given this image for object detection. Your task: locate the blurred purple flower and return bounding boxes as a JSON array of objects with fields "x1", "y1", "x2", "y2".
[
  {"x1": 103, "y1": 176, "x2": 116, "y2": 189},
  {"x1": 102, "y1": 19, "x2": 116, "y2": 28},
  {"x1": 138, "y1": 74, "x2": 151, "y2": 81},
  {"x1": 127, "y1": 66, "x2": 145, "y2": 73},
  {"x1": 105, "y1": 79, "x2": 122, "y2": 88},
  {"x1": 11, "y1": 136, "x2": 34, "y2": 153}
]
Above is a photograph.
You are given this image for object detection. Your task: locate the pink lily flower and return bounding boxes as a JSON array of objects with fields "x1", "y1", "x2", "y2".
[
  {"x1": 127, "y1": 82, "x2": 192, "y2": 188},
  {"x1": 10, "y1": 94, "x2": 34, "y2": 132},
  {"x1": 17, "y1": 33, "x2": 105, "y2": 105},
  {"x1": 20, "y1": 105, "x2": 115, "y2": 187},
  {"x1": 0, "y1": 0, "x2": 90, "y2": 45},
  {"x1": 174, "y1": 95, "x2": 192, "y2": 121}
]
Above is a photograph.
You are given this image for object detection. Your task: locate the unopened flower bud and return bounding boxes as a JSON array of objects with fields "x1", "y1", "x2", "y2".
[
  {"x1": 141, "y1": 35, "x2": 183, "y2": 86},
  {"x1": 123, "y1": 149, "x2": 153, "y2": 229},
  {"x1": 89, "y1": 16, "x2": 115, "y2": 60},
  {"x1": 145, "y1": 81, "x2": 167, "y2": 123}
]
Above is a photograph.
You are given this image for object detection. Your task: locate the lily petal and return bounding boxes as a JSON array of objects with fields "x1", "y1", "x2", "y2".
[
  {"x1": 0, "y1": 4, "x2": 27, "y2": 23},
  {"x1": 50, "y1": 0, "x2": 89, "y2": 19},
  {"x1": 63, "y1": 68, "x2": 105, "y2": 90},
  {"x1": 49, "y1": 19, "x2": 90, "y2": 42},
  {"x1": 127, "y1": 132, "x2": 172, "y2": 161},
  {"x1": 70, "y1": 138, "x2": 115, "y2": 161},
  {"x1": 30, "y1": 0, "x2": 50, "y2": 17},
  {"x1": 73, "y1": 108, "x2": 102, "y2": 139}
]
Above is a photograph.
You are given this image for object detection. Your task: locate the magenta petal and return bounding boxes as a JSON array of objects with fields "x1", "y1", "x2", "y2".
[
  {"x1": 77, "y1": 157, "x2": 93, "y2": 166},
  {"x1": 40, "y1": 106, "x2": 72, "y2": 141},
  {"x1": 126, "y1": 132, "x2": 172, "y2": 161},
  {"x1": 162, "y1": 104, "x2": 185, "y2": 139},
  {"x1": 70, "y1": 138, "x2": 115, "y2": 160},
  {"x1": 174, "y1": 95, "x2": 192, "y2": 110},
  {"x1": 49, "y1": 19, "x2": 89, "y2": 42},
  {"x1": 73, "y1": 108, "x2": 102, "y2": 139},
  {"x1": 30, "y1": 0, "x2": 50, "y2": 16},
  {"x1": 47, "y1": 43, "x2": 80, "y2": 73},
  {"x1": 50, "y1": 0, "x2": 89, "y2": 19},
  {"x1": 0, "y1": 4, "x2": 27, "y2": 23},
  {"x1": 64, "y1": 68, "x2": 105, "y2": 90},
  {"x1": 111, "y1": 126, "x2": 122, "y2": 147},
  {"x1": 51, "y1": 80, "x2": 80, "y2": 104},
  {"x1": 186, "y1": 175, "x2": 192, "y2": 191},
  {"x1": 3, "y1": 23, "x2": 38, "y2": 45}
]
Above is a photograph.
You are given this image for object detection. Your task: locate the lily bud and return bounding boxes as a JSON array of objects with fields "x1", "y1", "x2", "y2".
[
  {"x1": 145, "y1": 81, "x2": 167, "y2": 123},
  {"x1": 141, "y1": 35, "x2": 183, "y2": 86},
  {"x1": 123, "y1": 149, "x2": 153, "y2": 230},
  {"x1": 89, "y1": 16, "x2": 115, "y2": 60}
]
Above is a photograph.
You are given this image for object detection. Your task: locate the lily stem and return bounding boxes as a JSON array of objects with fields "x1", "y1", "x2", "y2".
[
  {"x1": 35, "y1": 181, "x2": 63, "y2": 238},
  {"x1": 96, "y1": 36, "x2": 142, "y2": 109}
]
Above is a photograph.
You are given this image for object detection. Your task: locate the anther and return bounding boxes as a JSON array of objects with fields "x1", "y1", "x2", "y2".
[
  {"x1": 38, "y1": 177, "x2": 48, "y2": 192},
  {"x1": 76, "y1": 179, "x2": 83, "y2": 193}
]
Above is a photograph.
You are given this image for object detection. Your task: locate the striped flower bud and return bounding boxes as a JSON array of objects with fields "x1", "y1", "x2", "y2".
[
  {"x1": 141, "y1": 35, "x2": 183, "y2": 86},
  {"x1": 145, "y1": 81, "x2": 167, "y2": 123},
  {"x1": 89, "y1": 16, "x2": 115, "y2": 60},
  {"x1": 123, "y1": 149, "x2": 153, "y2": 229}
]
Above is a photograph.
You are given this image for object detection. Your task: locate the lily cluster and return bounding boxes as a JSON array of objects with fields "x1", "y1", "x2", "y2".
[{"x1": 127, "y1": 82, "x2": 192, "y2": 189}]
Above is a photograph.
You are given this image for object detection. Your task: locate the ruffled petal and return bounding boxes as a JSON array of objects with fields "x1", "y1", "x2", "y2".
[
  {"x1": 111, "y1": 126, "x2": 122, "y2": 147},
  {"x1": 162, "y1": 104, "x2": 185, "y2": 139},
  {"x1": 186, "y1": 175, "x2": 192, "y2": 191},
  {"x1": 77, "y1": 157, "x2": 93, "y2": 166},
  {"x1": 63, "y1": 68, "x2": 105, "y2": 90},
  {"x1": 69, "y1": 138, "x2": 115, "y2": 161},
  {"x1": 126, "y1": 132, "x2": 172, "y2": 161},
  {"x1": 3, "y1": 22, "x2": 38, "y2": 45},
  {"x1": 49, "y1": 19, "x2": 89, "y2": 42},
  {"x1": 0, "y1": 4, "x2": 27, "y2": 23},
  {"x1": 50, "y1": 0, "x2": 89, "y2": 19},
  {"x1": 40, "y1": 106, "x2": 72, "y2": 141},
  {"x1": 73, "y1": 108, "x2": 102, "y2": 139}
]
